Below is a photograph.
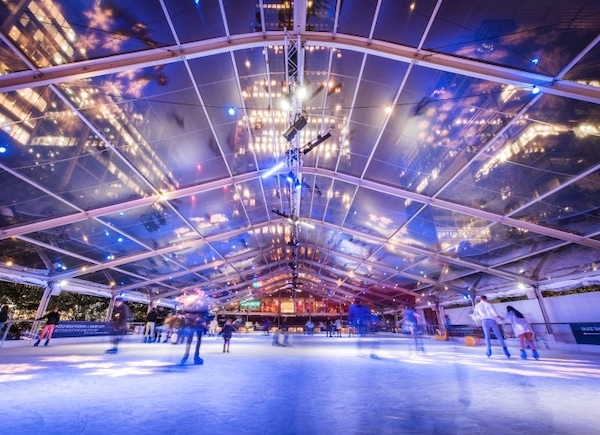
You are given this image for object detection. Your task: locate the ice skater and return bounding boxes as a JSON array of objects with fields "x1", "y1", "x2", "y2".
[
  {"x1": 106, "y1": 297, "x2": 131, "y2": 354},
  {"x1": 34, "y1": 306, "x2": 60, "y2": 347},
  {"x1": 219, "y1": 319, "x2": 234, "y2": 353},
  {"x1": 504, "y1": 305, "x2": 539, "y2": 360},
  {"x1": 403, "y1": 305, "x2": 425, "y2": 353},
  {"x1": 180, "y1": 310, "x2": 208, "y2": 365},
  {"x1": 472, "y1": 295, "x2": 510, "y2": 359}
]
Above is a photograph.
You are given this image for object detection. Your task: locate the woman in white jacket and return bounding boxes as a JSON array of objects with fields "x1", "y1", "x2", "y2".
[{"x1": 505, "y1": 306, "x2": 539, "y2": 360}]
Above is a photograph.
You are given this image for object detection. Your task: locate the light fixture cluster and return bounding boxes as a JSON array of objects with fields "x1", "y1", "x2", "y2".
[
  {"x1": 302, "y1": 129, "x2": 332, "y2": 155},
  {"x1": 282, "y1": 112, "x2": 308, "y2": 141}
]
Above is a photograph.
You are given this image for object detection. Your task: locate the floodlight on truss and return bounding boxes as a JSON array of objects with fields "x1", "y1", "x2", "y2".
[
  {"x1": 302, "y1": 129, "x2": 332, "y2": 154},
  {"x1": 271, "y1": 208, "x2": 290, "y2": 218},
  {"x1": 282, "y1": 113, "x2": 308, "y2": 141},
  {"x1": 261, "y1": 161, "x2": 285, "y2": 179}
]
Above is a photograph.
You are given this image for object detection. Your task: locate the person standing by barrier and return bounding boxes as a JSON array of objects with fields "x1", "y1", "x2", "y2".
[
  {"x1": 219, "y1": 319, "x2": 234, "y2": 353},
  {"x1": 208, "y1": 317, "x2": 219, "y2": 337},
  {"x1": 106, "y1": 297, "x2": 131, "y2": 354},
  {"x1": 0, "y1": 305, "x2": 9, "y2": 333},
  {"x1": 34, "y1": 307, "x2": 60, "y2": 347},
  {"x1": 472, "y1": 295, "x2": 510, "y2": 359},
  {"x1": 0, "y1": 305, "x2": 11, "y2": 342},
  {"x1": 334, "y1": 318, "x2": 342, "y2": 337},
  {"x1": 505, "y1": 306, "x2": 539, "y2": 360},
  {"x1": 143, "y1": 307, "x2": 158, "y2": 343}
]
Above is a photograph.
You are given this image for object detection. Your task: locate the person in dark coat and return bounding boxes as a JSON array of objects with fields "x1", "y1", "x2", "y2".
[
  {"x1": 106, "y1": 298, "x2": 131, "y2": 354},
  {"x1": 0, "y1": 305, "x2": 9, "y2": 334},
  {"x1": 179, "y1": 310, "x2": 208, "y2": 365},
  {"x1": 34, "y1": 307, "x2": 60, "y2": 347},
  {"x1": 143, "y1": 307, "x2": 158, "y2": 343},
  {"x1": 219, "y1": 319, "x2": 234, "y2": 353}
]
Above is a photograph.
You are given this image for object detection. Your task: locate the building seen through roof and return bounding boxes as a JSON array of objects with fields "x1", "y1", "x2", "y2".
[{"x1": 0, "y1": 0, "x2": 599, "y2": 319}]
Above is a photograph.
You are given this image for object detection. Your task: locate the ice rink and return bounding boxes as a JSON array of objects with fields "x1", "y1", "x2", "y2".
[{"x1": 1, "y1": 333, "x2": 599, "y2": 435}]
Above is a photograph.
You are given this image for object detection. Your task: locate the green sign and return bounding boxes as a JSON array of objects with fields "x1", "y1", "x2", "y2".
[{"x1": 240, "y1": 300, "x2": 261, "y2": 309}]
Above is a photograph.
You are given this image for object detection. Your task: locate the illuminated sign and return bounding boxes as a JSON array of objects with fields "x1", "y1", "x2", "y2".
[{"x1": 240, "y1": 300, "x2": 261, "y2": 309}]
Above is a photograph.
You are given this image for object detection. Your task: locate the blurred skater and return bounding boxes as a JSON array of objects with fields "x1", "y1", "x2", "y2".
[
  {"x1": 348, "y1": 300, "x2": 371, "y2": 338},
  {"x1": 219, "y1": 319, "x2": 234, "y2": 353},
  {"x1": 472, "y1": 295, "x2": 510, "y2": 359},
  {"x1": 180, "y1": 310, "x2": 208, "y2": 365},
  {"x1": 106, "y1": 297, "x2": 131, "y2": 354},
  {"x1": 403, "y1": 305, "x2": 425, "y2": 353},
  {"x1": 505, "y1": 306, "x2": 539, "y2": 360}
]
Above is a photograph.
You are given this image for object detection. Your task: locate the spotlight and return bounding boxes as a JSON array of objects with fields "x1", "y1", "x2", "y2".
[
  {"x1": 286, "y1": 171, "x2": 295, "y2": 183},
  {"x1": 282, "y1": 114, "x2": 308, "y2": 141},
  {"x1": 531, "y1": 86, "x2": 540, "y2": 95},
  {"x1": 262, "y1": 161, "x2": 285, "y2": 179},
  {"x1": 302, "y1": 130, "x2": 332, "y2": 154},
  {"x1": 271, "y1": 209, "x2": 290, "y2": 218},
  {"x1": 287, "y1": 239, "x2": 300, "y2": 247}
]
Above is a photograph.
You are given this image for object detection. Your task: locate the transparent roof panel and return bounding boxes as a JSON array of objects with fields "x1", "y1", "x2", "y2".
[
  {"x1": 425, "y1": 0, "x2": 599, "y2": 75},
  {"x1": 0, "y1": 238, "x2": 47, "y2": 271},
  {"x1": 0, "y1": 1, "x2": 598, "y2": 309},
  {"x1": 344, "y1": 188, "x2": 410, "y2": 239},
  {"x1": 38, "y1": 0, "x2": 178, "y2": 63},
  {"x1": 0, "y1": 171, "x2": 76, "y2": 227},
  {"x1": 26, "y1": 219, "x2": 148, "y2": 264},
  {"x1": 323, "y1": 178, "x2": 356, "y2": 226},
  {"x1": 536, "y1": 244, "x2": 600, "y2": 281},
  {"x1": 373, "y1": 0, "x2": 438, "y2": 47},
  {"x1": 117, "y1": 254, "x2": 185, "y2": 280},
  {"x1": 337, "y1": 0, "x2": 379, "y2": 38},
  {"x1": 365, "y1": 67, "x2": 532, "y2": 194},
  {"x1": 511, "y1": 172, "x2": 600, "y2": 237},
  {"x1": 564, "y1": 43, "x2": 600, "y2": 86},
  {"x1": 439, "y1": 94, "x2": 600, "y2": 215}
]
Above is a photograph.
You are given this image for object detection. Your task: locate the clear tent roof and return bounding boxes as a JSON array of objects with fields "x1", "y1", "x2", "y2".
[{"x1": 0, "y1": 0, "x2": 599, "y2": 311}]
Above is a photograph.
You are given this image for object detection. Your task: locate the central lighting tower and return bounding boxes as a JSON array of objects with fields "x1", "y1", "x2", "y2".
[{"x1": 283, "y1": 29, "x2": 305, "y2": 294}]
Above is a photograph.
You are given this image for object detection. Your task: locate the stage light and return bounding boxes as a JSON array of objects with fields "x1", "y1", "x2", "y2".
[
  {"x1": 261, "y1": 161, "x2": 285, "y2": 179},
  {"x1": 302, "y1": 130, "x2": 332, "y2": 154},
  {"x1": 227, "y1": 107, "x2": 236, "y2": 116},
  {"x1": 286, "y1": 171, "x2": 295, "y2": 183},
  {"x1": 283, "y1": 114, "x2": 308, "y2": 141},
  {"x1": 531, "y1": 86, "x2": 540, "y2": 95},
  {"x1": 296, "y1": 85, "x2": 307, "y2": 101},
  {"x1": 271, "y1": 208, "x2": 290, "y2": 218}
]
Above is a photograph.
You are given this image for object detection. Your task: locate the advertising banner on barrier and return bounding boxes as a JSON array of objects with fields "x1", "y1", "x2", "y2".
[
  {"x1": 570, "y1": 323, "x2": 600, "y2": 345},
  {"x1": 52, "y1": 321, "x2": 111, "y2": 338},
  {"x1": 447, "y1": 325, "x2": 484, "y2": 338}
]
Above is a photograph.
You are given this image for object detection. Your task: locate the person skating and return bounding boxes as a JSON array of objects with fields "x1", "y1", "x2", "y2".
[
  {"x1": 106, "y1": 297, "x2": 131, "y2": 354},
  {"x1": 505, "y1": 305, "x2": 539, "y2": 360},
  {"x1": 472, "y1": 295, "x2": 510, "y2": 359},
  {"x1": 34, "y1": 307, "x2": 60, "y2": 347},
  {"x1": 219, "y1": 319, "x2": 234, "y2": 353}
]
